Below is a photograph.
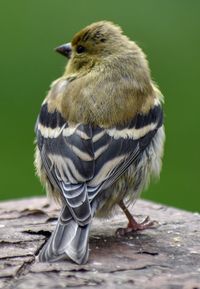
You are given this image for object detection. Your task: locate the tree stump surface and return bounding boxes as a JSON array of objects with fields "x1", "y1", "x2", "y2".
[{"x1": 0, "y1": 197, "x2": 199, "y2": 289}]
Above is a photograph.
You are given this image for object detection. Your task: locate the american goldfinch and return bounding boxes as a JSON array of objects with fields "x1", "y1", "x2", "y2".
[{"x1": 34, "y1": 21, "x2": 165, "y2": 264}]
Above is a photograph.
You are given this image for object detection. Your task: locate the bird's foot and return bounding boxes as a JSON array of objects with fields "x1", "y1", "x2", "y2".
[
  {"x1": 116, "y1": 216, "x2": 157, "y2": 237},
  {"x1": 116, "y1": 200, "x2": 158, "y2": 237}
]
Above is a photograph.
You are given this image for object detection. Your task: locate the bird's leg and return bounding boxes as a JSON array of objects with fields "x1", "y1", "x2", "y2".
[{"x1": 116, "y1": 200, "x2": 157, "y2": 236}]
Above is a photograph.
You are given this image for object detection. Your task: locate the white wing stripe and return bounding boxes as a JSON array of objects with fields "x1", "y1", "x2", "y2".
[
  {"x1": 76, "y1": 129, "x2": 91, "y2": 140},
  {"x1": 94, "y1": 144, "x2": 109, "y2": 159},
  {"x1": 92, "y1": 131, "x2": 105, "y2": 142},
  {"x1": 88, "y1": 155, "x2": 125, "y2": 186},
  {"x1": 38, "y1": 123, "x2": 65, "y2": 138},
  {"x1": 48, "y1": 154, "x2": 86, "y2": 183},
  {"x1": 70, "y1": 145, "x2": 93, "y2": 161},
  {"x1": 106, "y1": 123, "x2": 157, "y2": 140}
]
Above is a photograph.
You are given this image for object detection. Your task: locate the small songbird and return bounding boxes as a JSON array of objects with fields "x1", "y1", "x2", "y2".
[{"x1": 34, "y1": 21, "x2": 165, "y2": 264}]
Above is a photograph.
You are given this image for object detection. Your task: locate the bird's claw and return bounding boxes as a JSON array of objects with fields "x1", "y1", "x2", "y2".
[{"x1": 115, "y1": 216, "x2": 158, "y2": 237}]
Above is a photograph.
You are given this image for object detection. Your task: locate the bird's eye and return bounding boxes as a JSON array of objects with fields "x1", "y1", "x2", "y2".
[{"x1": 76, "y1": 45, "x2": 85, "y2": 54}]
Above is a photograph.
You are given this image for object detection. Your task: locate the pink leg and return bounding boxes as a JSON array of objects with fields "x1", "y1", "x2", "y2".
[{"x1": 116, "y1": 200, "x2": 157, "y2": 236}]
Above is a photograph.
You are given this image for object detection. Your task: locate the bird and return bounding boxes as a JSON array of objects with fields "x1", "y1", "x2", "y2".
[{"x1": 34, "y1": 21, "x2": 165, "y2": 264}]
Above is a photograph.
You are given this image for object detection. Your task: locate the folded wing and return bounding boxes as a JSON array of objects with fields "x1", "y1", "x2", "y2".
[{"x1": 35, "y1": 98, "x2": 163, "y2": 263}]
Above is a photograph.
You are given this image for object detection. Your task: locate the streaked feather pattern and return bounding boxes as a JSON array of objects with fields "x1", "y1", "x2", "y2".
[{"x1": 35, "y1": 98, "x2": 163, "y2": 263}]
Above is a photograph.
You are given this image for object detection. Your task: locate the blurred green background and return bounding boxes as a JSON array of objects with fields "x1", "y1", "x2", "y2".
[{"x1": 0, "y1": 0, "x2": 199, "y2": 212}]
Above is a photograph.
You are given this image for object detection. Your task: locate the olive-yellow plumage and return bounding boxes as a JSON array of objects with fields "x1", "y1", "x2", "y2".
[{"x1": 35, "y1": 21, "x2": 165, "y2": 264}]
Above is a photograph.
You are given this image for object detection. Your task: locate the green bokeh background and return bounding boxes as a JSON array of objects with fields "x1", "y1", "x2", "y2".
[{"x1": 0, "y1": 0, "x2": 199, "y2": 212}]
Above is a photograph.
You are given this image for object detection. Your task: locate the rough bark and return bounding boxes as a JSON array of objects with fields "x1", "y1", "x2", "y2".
[{"x1": 0, "y1": 197, "x2": 199, "y2": 289}]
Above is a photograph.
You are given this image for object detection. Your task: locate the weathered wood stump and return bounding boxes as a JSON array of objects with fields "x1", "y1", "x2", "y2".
[{"x1": 0, "y1": 197, "x2": 199, "y2": 289}]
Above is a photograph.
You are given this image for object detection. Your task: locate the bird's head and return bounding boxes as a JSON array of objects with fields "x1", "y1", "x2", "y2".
[{"x1": 55, "y1": 21, "x2": 131, "y2": 75}]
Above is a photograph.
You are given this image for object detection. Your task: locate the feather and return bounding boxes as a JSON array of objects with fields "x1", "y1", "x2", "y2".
[{"x1": 35, "y1": 99, "x2": 163, "y2": 263}]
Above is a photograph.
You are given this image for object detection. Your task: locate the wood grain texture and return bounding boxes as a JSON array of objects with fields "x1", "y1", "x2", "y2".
[{"x1": 0, "y1": 197, "x2": 199, "y2": 289}]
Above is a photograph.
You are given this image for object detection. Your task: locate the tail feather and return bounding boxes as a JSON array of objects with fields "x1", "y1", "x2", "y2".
[
  {"x1": 38, "y1": 206, "x2": 90, "y2": 264},
  {"x1": 65, "y1": 225, "x2": 90, "y2": 264}
]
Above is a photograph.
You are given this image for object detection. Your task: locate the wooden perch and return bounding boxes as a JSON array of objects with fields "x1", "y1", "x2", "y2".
[{"x1": 0, "y1": 197, "x2": 200, "y2": 289}]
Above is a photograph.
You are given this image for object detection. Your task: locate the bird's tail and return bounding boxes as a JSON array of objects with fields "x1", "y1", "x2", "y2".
[{"x1": 38, "y1": 205, "x2": 90, "y2": 264}]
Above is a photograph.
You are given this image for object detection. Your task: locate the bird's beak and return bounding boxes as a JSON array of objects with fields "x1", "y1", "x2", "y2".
[{"x1": 55, "y1": 43, "x2": 72, "y2": 59}]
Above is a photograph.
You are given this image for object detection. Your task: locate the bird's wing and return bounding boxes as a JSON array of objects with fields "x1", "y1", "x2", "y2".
[
  {"x1": 35, "y1": 99, "x2": 163, "y2": 221},
  {"x1": 87, "y1": 100, "x2": 163, "y2": 200},
  {"x1": 35, "y1": 103, "x2": 95, "y2": 225}
]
